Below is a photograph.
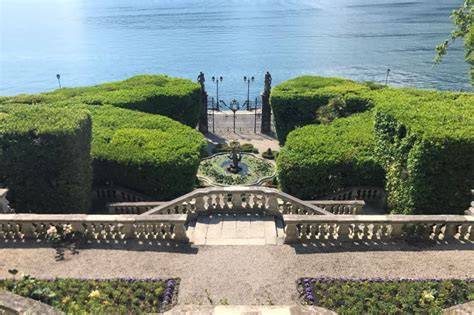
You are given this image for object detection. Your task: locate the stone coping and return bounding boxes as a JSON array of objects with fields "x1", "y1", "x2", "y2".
[{"x1": 0, "y1": 290, "x2": 63, "y2": 314}]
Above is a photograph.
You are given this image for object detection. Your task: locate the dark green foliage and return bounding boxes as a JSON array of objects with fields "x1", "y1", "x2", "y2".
[
  {"x1": 299, "y1": 278, "x2": 474, "y2": 314},
  {"x1": 212, "y1": 141, "x2": 259, "y2": 154},
  {"x1": 0, "y1": 276, "x2": 178, "y2": 313},
  {"x1": 374, "y1": 96, "x2": 474, "y2": 214},
  {"x1": 277, "y1": 112, "x2": 384, "y2": 199},
  {"x1": 0, "y1": 75, "x2": 207, "y2": 203},
  {"x1": 0, "y1": 75, "x2": 202, "y2": 127},
  {"x1": 0, "y1": 105, "x2": 92, "y2": 213},
  {"x1": 87, "y1": 105, "x2": 207, "y2": 200},
  {"x1": 276, "y1": 76, "x2": 474, "y2": 213},
  {"x1": 270, "y1": 76, "x2": 373, "y2": 143}
]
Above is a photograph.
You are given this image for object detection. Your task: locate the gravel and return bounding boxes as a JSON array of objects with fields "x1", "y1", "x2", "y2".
[{"x1": 0, "y1": 242, "x2": 473, "y2": 305}]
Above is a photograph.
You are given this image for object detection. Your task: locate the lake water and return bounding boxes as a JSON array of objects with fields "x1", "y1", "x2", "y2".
[{"x1": 0, "y1": 0, "x2": 472, "y2": 102}]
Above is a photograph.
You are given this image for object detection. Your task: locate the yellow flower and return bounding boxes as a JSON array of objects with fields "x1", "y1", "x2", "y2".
[
  {"x1": 102, "y1": 300, "x2": 110, "y2": 305},
  {"x1": 62, "y1": 296, "x2": 71, "y2": 304},
  {"x1": 421, "y1": 290, "x2": 435, "y2": 302},
  {"x1": 89, "y1": 290, "x2": 101, "y2": 299}
]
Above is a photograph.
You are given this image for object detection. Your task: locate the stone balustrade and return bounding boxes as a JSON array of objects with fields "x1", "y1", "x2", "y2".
[
  {"x1": 284, "y1": 214, "x2": 473, "y2": 243},
  {"x1": 144, "y1": 186, "x2": 332, "y2": 217},
  {"x1": 316, "y1": 187, "x2": 385, "y2": 204},
  {"x1": 0, "y1": 214, "x2": 188, "y2": 243},
  {"x1": 93, "y1": 186, "x2": 151, "y2": 202},
  {"x1": 306, "y1": 200, "x2": 365, "y2": 215},
  {"x1": 108, "y1": 201, "x2": 166, "y2": 214}
]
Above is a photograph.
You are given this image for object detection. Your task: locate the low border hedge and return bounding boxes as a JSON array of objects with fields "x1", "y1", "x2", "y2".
[{"x1": 0, "y1": 105, "x2": 92, "y2": 213}]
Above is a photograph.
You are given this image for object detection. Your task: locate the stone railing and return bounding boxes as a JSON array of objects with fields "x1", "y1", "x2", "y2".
[
  {"x1": 144, "y1": 186, "x2": 332, "y2": 217},
  {"x1": 316, "y1": 187, "x2": 385, "y2": 204},
  {"x1": 93, "y1": 186, "x2": 151, "y2": 203},
  {"x1": 284, "y1": 214, "x2": 473, "y2": 243},
  {"x1": 108, "y1": 201, "x2": 166, "y2": 215},
  {"x1": 306, "y1": 200, "x2": 365, "y2": 215},
  {"x1": 0, "y1": 214, "x2": 188, "y2": 243},
  {"x1": 0, "y1": 189, "x2": 12, "y2": 214}
]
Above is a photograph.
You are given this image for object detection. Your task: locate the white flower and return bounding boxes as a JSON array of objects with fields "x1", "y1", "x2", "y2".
[
  {"x1": 46, "y1": 226, "x2": 57, "y2": 236},
  {"x1": 63, "y1": 224, "x2": 73, "y2": 234}
]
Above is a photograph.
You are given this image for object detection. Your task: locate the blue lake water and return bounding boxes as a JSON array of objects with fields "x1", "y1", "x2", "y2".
[{"x1": 0, "y1": 0, "x2": 472, "y2": 102}]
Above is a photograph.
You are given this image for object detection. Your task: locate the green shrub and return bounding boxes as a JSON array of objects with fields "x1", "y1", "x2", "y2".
[
  {"x1": 0, "y1": 75, "x2": 202, "y2": 127},
  {"x1": 299, "y1": 277, "x2": 474, "y2": 314},
  {"x1": 0, "y1": 275, "x2": 179, "y2": 313},
  {"x1": 374, "y1": 96, "x2": 474, "y2": 214},
  {"x1": 275, "y1": 76, "x2": 474, "y2": 213},
  {"x1": 0, "y1": 105, "x2": 92, "y2": 213},
  {"x1": 0, "y1": 75, "x2": 207, "y2": 203},
  {"x1": 270, "y1": 76, "x2": 372, "y2": 143},
  {"x1": 84, "y1": 105, "x2": 207, "y2": 200},
  {"x1": 277, "y1": 112, "x2": 384, "y2": 199},
  {"x1": 262, "y1": 148, "x2": 278, "y2": 160},
  {"x1": 212, "y1": 141, "x2": 259, "y2": 154}
]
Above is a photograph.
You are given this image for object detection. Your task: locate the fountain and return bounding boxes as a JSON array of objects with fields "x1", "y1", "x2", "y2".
[
  {"x1": 226, "y1": 145, "x2": 242, "y2": 174},
  {"x1": 198, "y1": 144, "x2": 275, "y2": 186}
]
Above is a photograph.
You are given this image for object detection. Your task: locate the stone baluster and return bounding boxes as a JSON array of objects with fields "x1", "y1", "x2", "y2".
[{"x1": 284, "y1": 223, "x2": 299, "y2": 243}]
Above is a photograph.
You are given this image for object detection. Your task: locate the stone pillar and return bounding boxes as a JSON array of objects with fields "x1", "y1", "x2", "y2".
[
  {"x1": 260, "y1": 71, "x2": 272, "y2": 134},
  {"x1": 197, "y1": 72, "x2": 208, "y2": 134}
]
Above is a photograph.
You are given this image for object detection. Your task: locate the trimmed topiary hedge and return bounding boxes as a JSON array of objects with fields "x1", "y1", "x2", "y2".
[
  {"x1": 88, "y1": 105, "x2": 207, "y2": 199},
  {"x1": 270, "y1": 76, "x2": 374, "y2": 144},
  {"x1": 0, "y1": 105, "x2": 92, "y2": 213},
  {"x1": 277, "y1": 112, "x2": 385, "y2": 199},
  {"x1": 374, "y1": 95, "x2": 474, "y2": 214},
  {"x1": 276, "y1": 76, "x2": 474, "y2": 214},
  {"x1": 0, "y1": 75, "x2": 201, "y2": 127},
  {"x1": 0, "y1": 75, "x2": 207, "y2": 206}
]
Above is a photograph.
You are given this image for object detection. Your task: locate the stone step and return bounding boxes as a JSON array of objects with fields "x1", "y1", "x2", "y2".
[
  {"x1": 164, "y1": 305, "x2": 336, "y2": 315},
  {"x1": 189, "y1": 213, "x2": 280, "y2": 246}
]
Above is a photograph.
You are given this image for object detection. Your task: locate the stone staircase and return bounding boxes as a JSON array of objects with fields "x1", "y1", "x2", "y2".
[{"x1": 187, "y1": 213, "x2": 285, "y2": 245}]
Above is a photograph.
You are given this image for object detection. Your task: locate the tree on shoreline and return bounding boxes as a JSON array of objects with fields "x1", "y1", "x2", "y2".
[{"x1": 435, "y1": 0, "x2": 473, "y2": 83}]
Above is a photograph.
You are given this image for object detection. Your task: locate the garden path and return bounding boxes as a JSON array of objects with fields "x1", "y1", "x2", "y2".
[{"x1": 0, "y1": 242, "x2": 473, "y2": 306}]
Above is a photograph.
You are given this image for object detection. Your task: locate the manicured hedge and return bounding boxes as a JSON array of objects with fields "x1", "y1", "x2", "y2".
[
  {"x1": 277, "y1": 112, "x2": 384, "y2": 199},
  {"x1": 374, "y1": 95, "x2": 474, "y2": 214},
  {"x1": 0, "y1": 105, "x2": 92, "y2": 213},
  {"x1": 88, "y1": 105, "x2": 207, "y2": 199},
  {"x1": 270, "y1": 76, "x2": 374, "y2": 144},
  {"x1": 0, "y1": 75, "x2": 202, "y2": 127},
  {"x1": 276, "y1": 76, "x2": 474, "y2": 213},
  {"x1": 299, "y1": 277, "x2": 474, "y2": 314}
]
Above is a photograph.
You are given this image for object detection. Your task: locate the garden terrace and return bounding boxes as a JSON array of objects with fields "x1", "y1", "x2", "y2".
[{"x1": 274, "y1": 76, "x2": 474, "y2": 214}]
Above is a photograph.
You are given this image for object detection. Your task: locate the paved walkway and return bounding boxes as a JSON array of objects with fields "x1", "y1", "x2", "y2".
[
  {"x1": 0, "y1": 243, "x2": 473, "y2": 306},
  {"x1": 190, "y1": 214, "x2": 284, "y2": 245}
]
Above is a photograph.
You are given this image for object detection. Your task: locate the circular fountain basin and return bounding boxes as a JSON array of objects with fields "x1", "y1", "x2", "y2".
[{"x1": 198, "y1": 153, "x2": 275, "y2": 186}]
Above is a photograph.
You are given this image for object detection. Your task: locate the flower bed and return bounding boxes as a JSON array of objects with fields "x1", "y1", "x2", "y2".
[
  {"x1": 198, "y1": 154, "x2": 275, "y2": 186},
  {"x1": 298, "y1": 277, "x2": 474, "y2": 314},
  {"x1": 0, "y1": 275, "x2": 179, "y2": 314}
]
